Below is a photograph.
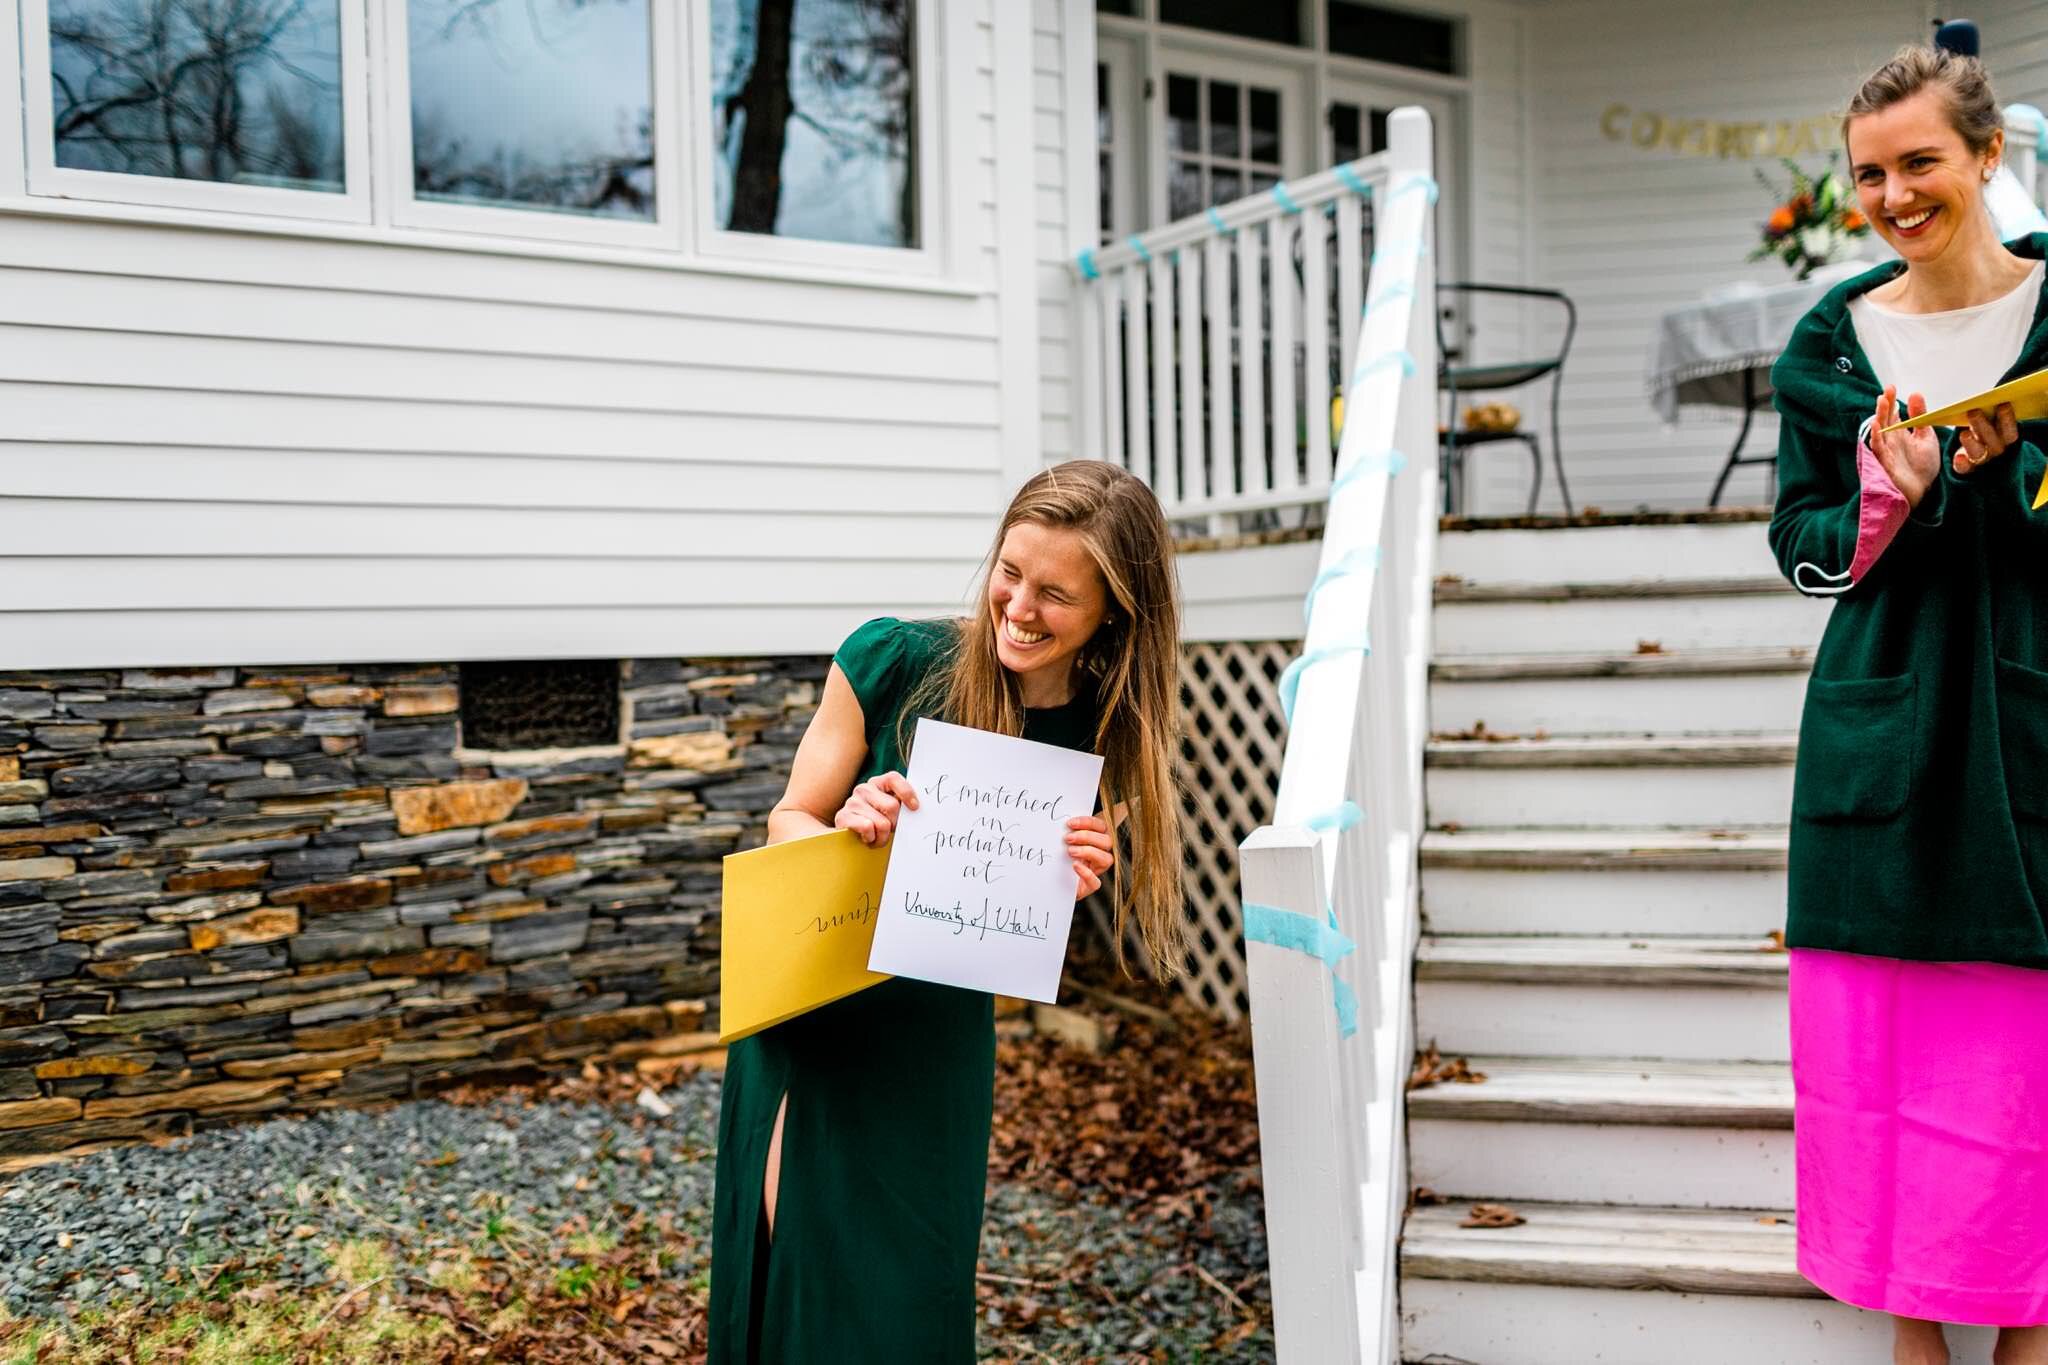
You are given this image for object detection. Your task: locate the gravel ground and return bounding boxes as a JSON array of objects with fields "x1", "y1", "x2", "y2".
[{"x1": 0, "y1": 1072, "x2": 1273, "y2": 1362}]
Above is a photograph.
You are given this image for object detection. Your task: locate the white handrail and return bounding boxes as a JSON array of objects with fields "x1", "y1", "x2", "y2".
[
  {"x1": 1236, "y1": 107, "x2": 1438, "y2": 1364},
  {"x1": 2008, "y1": 105, "x2": 2044, "y2": 203}
]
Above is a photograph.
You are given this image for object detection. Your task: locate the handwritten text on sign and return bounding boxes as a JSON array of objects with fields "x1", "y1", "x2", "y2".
[{"x1": 865, "y1": 718, "x2": 1104, "y2": 1001}]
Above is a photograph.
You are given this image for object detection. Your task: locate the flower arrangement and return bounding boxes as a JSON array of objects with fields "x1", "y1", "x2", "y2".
[{"x1": 1749, "y1": 155, "x2": 1869, "y2": 280}]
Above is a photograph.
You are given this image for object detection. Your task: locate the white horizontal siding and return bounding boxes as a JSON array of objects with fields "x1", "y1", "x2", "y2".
[
  {"x1": 0, "y1": 0, "x2": 1033, "y2": 671},
  {"x1": 1988, "y1": 0, "x2": 2048, "y2": 122},
  {"x1": 1512, "y1": 0, "x2": 1925, "y2": 515}
]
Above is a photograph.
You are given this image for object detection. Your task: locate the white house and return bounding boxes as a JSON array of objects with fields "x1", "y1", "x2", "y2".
[{"x1": 2, "y1": 0, "x2": 2046, "y2": 1358}]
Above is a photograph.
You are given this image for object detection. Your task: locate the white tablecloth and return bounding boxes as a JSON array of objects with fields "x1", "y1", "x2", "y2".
[{"x1": 1647, "y1": 261, "x2": 1875, "y2": 423}]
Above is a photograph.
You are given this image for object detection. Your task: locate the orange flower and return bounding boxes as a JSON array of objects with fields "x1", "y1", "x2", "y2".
[
  {"x1": 1768, "y1": 204, "x2": 1797, "y2": 235},
  {"x1": 1841, "y1": 209, "x2": 1867, "y2": 231}
]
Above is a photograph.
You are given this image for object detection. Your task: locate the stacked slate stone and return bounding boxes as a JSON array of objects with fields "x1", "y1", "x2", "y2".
[{"x1": 0, "y1": 656, "x2": 821, "y2": 1167}]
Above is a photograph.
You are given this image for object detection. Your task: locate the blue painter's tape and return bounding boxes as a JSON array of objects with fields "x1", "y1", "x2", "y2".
[
  {"x1": 1351, "y1": 348, "x2": 1417, "y2": 387},
  {"x1": 1305, "y1": 800, "x2": 1364, "y2": 834},
  {"x1": 1304, "y1": 547, "x2": 1380, "y2": 626},
  {"x1": 1075, "y1": 248, "x2": 1099, "y2": 281},
  {"x1": 1129, "y1": 234, "x2": 1153, "y2": 263},
  {"x1": 1243, "y1": 901, "x2": 1360, "y2": 1037},
  {"x1": 1270, "y1": 182, "x2": 1304, "y2": 214},
  {"x1": 1331, "y1": 447, "x2": 1408, "y2": 494},
  {"x1": 1333, "y1": 162, "x2": 1373, "y2": 199},
  {"x1": 1367, "y1": 279, "x2": 1415, "y2": 310},
  {"x1": 1390, "y1": 173, "x2": 1440, "y2": 205},
  {"x1": 1370, "y1": 241, "x2": 1430, "y2": 268},
  {"x1": 1243, "y1": 901, "x2": 1356, "y2": 967},
  {"x1": 1332, "y1": 976, "x2": 1360, "y2": 1038},
  {"x1": 1278, "y1": 635, "x2": 1371, "y2": 723},
  {"x1": 1206, "y1": 206, "x2": 1231, "y2": 235}
]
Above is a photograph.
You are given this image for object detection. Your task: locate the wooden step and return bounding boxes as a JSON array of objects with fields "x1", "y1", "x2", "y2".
[
  {"x1": 1402, "y1": 1200, "x2": 1810, "y2": 1297},
  {"x1": 1430, "y1": 647, "x2": 1811, "y2": 738},
  {"x1": 1435, "y1": 516, "x2": 1778, "y2": 589},
  {"x1": 1415, "y1": 934, "x2": 1789, "y2": 1062},
  {"x1": 1421, "y1": 828, "x2": 1788, "y2": 873},
  {"x1": 1433, "y1": 587, "x2": 1828, "y2": 657},
  {"x1": 1408, "y1": 1057, "x2": 1795, "y2": 1209},
  {"x1": 1425, "y1": 735, "x2": 1795, "y2": 829}
]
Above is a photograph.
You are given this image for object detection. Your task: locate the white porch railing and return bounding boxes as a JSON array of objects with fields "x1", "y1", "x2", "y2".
[
  {"x1": 1231, "y1": 108, "x2": 1436, "y2": 1364},
  {"x1": 1071, "y1": 137, "x2": 1393, "y2": 534},
  {"x1": 2009, "y1": 104, "x2": 2044, "y2": 205}
]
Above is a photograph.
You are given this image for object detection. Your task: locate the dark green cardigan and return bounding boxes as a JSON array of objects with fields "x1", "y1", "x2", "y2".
[{"x1": 1769, "y1": 233, "x2": 2048, "y2": 966}]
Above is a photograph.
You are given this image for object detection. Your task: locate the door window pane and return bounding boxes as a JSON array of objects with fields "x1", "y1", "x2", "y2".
[
  {"x1": 1248, "y1": 88, "x2": 1280, "y2": 162},
  {"x1": 1207, "y1": 81, "x2": 1239, "y2": 158},
  {"x1": 709, "y1": 0, "x2": 919, "y2": 249},
  {"x1": 1161, "y1": 71, "x2": 1284, "y2": 219},
  {"x1": 1328, "y1": 2, "x2": 1460, "y2": 76},
  {"x1": 47, "y1": 0, "x2": 344, "y2": 191},
  {"x1": 408, "y1": 0, "x2": 655, "y2": 220},
  {"x1": 1167, "y1": 74, "x2": 1200, "y2": 153},
  {"x1": 1160, "y1": 0, "x2": 1302, "y2": 46}
]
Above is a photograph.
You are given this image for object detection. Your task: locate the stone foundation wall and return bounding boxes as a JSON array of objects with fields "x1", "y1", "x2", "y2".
[{"x1": 0, "y1": 656, "x2": 825, "y2": 1168}]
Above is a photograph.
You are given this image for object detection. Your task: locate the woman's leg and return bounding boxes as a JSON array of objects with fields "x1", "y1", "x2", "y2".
[
  {"x1": 1995, "y1": 1325, "x2": 2048, "y2": 1365},
  {"x1": 762, "y1": 1094, "x2": 789, "y2": 1237},
  {"x1": 1892, "y1": 1315, "x2": 1949, "y2": 1365}
]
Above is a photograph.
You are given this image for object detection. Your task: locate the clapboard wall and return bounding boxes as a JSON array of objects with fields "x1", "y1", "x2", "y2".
[
  {"x1": 1988, "y1": 0, "x2": 2048, "y2": 121},
  {"x1": 0, "y1": 0, "x2": 1045, "y2": 673},
  {"x1": 1507, "y1": 0, "x2": 1931, "y2": 515}
]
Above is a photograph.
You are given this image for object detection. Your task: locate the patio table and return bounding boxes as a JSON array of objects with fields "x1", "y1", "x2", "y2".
[{"x1": 1648, "y1": 261, "x2": 1873, "y2": 506}]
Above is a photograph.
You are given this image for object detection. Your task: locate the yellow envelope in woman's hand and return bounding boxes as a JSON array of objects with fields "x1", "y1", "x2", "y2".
[
  {"x1": 1877, "y1": 365, "x2": 2048, "y2": 434},
  {"x1": 718, "y1": 830, "x2": 892, "y2": 1043}
]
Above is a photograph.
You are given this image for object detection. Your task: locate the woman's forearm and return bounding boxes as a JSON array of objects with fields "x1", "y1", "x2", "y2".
[{"x1": 767, "y1": 803, "x2": 833, "y2": 845}]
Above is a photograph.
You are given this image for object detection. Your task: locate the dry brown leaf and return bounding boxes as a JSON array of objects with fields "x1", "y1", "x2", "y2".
[
  {"x1": 1459, "y1": 1202, "x2": 1527, "y2": 1229},
  {"x1": 1763, "y1": 930, "x2": 1787, "y2": 953},
  {"x1": 1636, "y1": 640, "x2": 1665, "y2": 654},
  {"x1": 1408, "y1": 1043, "x2": 1488, "y2": 1091}
]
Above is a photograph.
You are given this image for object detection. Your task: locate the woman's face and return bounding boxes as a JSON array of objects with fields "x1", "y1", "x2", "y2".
[
  {"x1": 1847, "y1": 89, "x2": 1997, "y2": 266},
  {"x1": 988, "y1": 521, "x2": 1110, "y2": 690}
]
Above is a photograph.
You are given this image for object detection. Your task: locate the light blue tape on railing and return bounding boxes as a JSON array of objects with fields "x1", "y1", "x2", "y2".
[
  {"x1": 1332, "y1": 975, "x2": 1360, "y2": 1037},
  {"x1": 1243, "y1": 901, "x2": 1360, "y2": 1038},
  {"x1": 1278, "y1": 635, "x2": 1370, "y2": 723},
  {"x1": 1351, "y1": 347, "x2": 1417, "y2": 387},
  {"x1": 1390, "y1": 173, "x2": 1440, "y2": 205},
  {"x1": 1129, "y1": 234, "x2": 1153, "y2": 263},
  {"x1": 1271, "y1": 182, "x2": 1304, "y2": 214},
  {"x1": 1331, "y1": 447, "x2": 1408, "y2": 494},
  {"x1": 1303, "y1": 546, "x2": 1380, "y2": 626},
  {"x1": 1304, "y1": 800, "x2": 1364, "y2": 835},
  {"x1": 1333, "y1": 162, "x2": 1373, "y2": 199},
  {"x1": 1370, "y1": 242, "x2": 1430, "y2": 269},
  {"x1": 1206, "y1": 206, "x2": 1231, "y2": 235},
  {"x1": 1367, "y1": 279, "x2": 1414, "y2": 310},
  {"x1": 1075, "y1": 248, "x2": 1099, "y2": 280}
]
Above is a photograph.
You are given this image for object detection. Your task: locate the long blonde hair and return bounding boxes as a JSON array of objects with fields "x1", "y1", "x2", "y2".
[{"x1": 901, "y1": 461, "x2": 1188, "y2": 981}]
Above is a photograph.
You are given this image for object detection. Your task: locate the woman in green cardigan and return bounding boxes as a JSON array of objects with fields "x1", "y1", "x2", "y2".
[
  {"x1": 706, "y1": 460, "x2": 1189, "y2": 1363},
  {"x1": 1768, "y1": 45, "x2": 2048, "y2": 1364}
]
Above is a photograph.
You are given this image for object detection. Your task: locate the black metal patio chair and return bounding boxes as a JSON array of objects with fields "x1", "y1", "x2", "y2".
[{"x1": 1437, "y1": 282, "x2": 1577, "y2": 516}]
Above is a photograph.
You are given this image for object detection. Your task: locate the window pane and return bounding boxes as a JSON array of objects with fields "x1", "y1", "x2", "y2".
[
  {"x1": 1248, "y1": 87, "x2": 1280, "y2": 164},
  {"x1": 1331, "y1": 103, "x2": 1362, "y2": 165},
  {"x1": 1211, "y1": 169, "x2": 1241, "y2": 206},
  {"x1": 48, "y1": 0, "x2": 344, "y2": 191},
  {"x1": 408, "y1": 0, "x2": 654, "y2": 220},
  {"x1": 1207, "y1": 81, "x2": 1239, "y2": 158},
  {"x1": 1167, "y1": 74, "x2": 1200, "y2": 152},
  {"x1": 1169, "y1": 159, "x2": 1203, "y2": 220},
  {"x1": 1096, "y1": 0, "x2": 1138, "y2": 13},
  {"x1": 710, "y1": 0, "x2": 919, "y2": 248},
  {"x1": 1160, "y1": 0, "x2": 1302, "y2": 46},
  {"x1": 1327, "y1": 1, "x2": 1461, "y2": 76}
]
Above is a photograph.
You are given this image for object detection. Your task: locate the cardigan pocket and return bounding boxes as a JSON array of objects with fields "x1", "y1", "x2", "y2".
[
  {"x1": 1792, "y1": 674, "x2": 1917, "y2": 821},
  {"x1": 1996, "y1": 656, "x2": 2048, "y2": 819}
]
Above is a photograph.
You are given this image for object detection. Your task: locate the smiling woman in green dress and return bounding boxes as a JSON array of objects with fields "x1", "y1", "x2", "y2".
[{"x1": 707, "y1": 460, "x2": 1190, "y2": 1364}]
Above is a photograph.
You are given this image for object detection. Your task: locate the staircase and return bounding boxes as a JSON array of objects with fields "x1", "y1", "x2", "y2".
[{"x1": 1398, "y1": 514, "x2": 1997, "y2": 1364}]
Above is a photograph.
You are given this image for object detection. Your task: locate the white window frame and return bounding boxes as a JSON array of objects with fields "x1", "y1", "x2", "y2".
[
  {"x1": 1148, "y1": 41, "x2": 1312, "y2": 227},
  {"x1": 19, "y1": 0, "x2": 374, "y2": 223},
  {"x1": 1096, "y1": 33, "x2": 1141, "y2": 241},
  {"x1": 687, "y1": 0, "x2": 947, "y2": 277},
  {"x1": 375, "y1": 0, "x2": 685, "y2": 250}
]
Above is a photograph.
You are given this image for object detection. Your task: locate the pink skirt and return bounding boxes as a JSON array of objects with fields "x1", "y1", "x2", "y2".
[{"x1": 1790, "y1": 948, "x2": 2048, "y2": 1326}]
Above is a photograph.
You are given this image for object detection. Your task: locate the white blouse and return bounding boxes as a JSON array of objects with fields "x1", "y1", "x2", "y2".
[{"x1": 1848, "y1": 260, "x2": 2044, "y2": 414}]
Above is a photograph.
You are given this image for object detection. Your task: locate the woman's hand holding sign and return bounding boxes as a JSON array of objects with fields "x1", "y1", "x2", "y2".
[
  {"x1": 1065, "y1": 815, "x2": 1114, "y2": 899},
  {"x1": 1953, "y1": 399, "x2": 2019, "y2": 475},
  {"x1": 835, "y1": 772, "x2": 920, "y2": 847}
]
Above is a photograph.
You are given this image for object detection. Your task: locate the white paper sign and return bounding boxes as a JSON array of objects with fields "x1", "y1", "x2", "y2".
[{"x1": 864, "y1": 717, "x2": 1105, "y2": 1001}]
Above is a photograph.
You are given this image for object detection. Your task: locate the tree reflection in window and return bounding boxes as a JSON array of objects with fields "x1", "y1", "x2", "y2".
[
  {"x1": 48, "y1": 0, "x2": 344, "y2": 191},
  {"x1": 408, "y1": 0, "x2": 655, "y2": 220},
  {"x1": 709, "y1": 0, "x2": 918, "y2": 249}
]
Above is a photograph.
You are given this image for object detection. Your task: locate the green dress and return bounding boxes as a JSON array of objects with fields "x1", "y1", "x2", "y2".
[{"x1": 707, "y1": 617, "x2": 1099, "y2": 1364}]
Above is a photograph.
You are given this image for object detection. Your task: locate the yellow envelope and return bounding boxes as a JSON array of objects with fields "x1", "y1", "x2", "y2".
[{"x1": 717, "y1": 829, "x2": 893, "y2": 1044}]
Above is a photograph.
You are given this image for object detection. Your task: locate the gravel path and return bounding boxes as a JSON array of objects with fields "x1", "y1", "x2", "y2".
[{"x1": 0, "y1": 1072, "x2": 1273, "y2": 1362}]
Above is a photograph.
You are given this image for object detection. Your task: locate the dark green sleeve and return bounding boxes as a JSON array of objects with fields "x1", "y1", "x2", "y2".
[{"x1": 832, "y1": 617, "x2": 911, "y2": 740}]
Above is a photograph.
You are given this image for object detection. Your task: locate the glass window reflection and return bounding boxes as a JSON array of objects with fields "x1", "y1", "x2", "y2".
[
  {"x1": 408, "y1": 0, "x2": 656, "y2": 220},
  {"x1": 710, "y1": 0, "x2": 919, "y2": 249},
  {"x1": 48, "y1": 0, "x2": 345, "y2": 191}
]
